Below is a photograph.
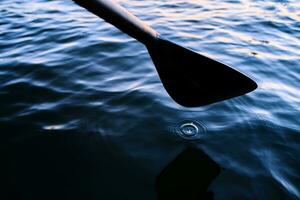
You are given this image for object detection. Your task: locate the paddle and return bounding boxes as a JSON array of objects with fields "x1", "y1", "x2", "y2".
[{"x1": 72, "y1": 0, "x2": 257, "y2": 107}]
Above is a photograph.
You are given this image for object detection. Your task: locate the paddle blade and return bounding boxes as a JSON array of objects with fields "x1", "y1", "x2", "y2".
[{"x1": 147, "y1": 38, "x2": 257, "y2": 107}]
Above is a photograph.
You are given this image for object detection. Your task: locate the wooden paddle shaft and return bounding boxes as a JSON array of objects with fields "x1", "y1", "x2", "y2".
[{"x1": 74, "y1": 0, "x2": 159, "y2": 44}]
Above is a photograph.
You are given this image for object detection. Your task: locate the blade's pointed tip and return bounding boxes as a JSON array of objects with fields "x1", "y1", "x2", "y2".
[
  {"x1": 252, "y1": 79, "x2": 258, "y2": 90},
  {"x1": 244, "y1": 76, "x2": 258, "y2": 93}
]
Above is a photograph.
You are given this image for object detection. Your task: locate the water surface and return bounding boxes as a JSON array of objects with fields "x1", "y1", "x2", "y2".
[{"x1": 1, "y1": 0, "x2": 300, "y2": 199}]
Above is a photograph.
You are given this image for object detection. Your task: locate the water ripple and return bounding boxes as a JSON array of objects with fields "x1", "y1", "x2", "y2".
[{"x1": 1, "y1": 0, "x2": 299, "y2": 199}]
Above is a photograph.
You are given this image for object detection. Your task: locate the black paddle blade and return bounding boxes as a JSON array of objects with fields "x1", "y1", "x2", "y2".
[{"x1": 147, "y1": 38, "x2": 257, "y2": 107}]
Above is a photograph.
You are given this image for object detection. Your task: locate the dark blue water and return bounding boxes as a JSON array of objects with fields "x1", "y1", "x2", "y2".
[{"x1": 1, "y1": 0, "x2": 299, "y2": 199}]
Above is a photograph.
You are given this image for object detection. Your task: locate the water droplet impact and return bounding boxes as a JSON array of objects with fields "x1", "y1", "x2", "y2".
[
  {"x1": 173, "y1": 120, "x2": 206, "y2": 140},
  {"x1": 180, "y1": 122, "x2": 198, "y2": 136}
]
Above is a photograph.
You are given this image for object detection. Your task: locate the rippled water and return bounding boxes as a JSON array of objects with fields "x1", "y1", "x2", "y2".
[{"x1": 1, "y1": 0, "x2": 300, "y2": 199}]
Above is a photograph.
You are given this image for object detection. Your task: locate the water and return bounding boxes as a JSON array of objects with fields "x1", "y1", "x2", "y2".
[{"x1": 1, "y1": 0, "x2": 299, "y2": 199}]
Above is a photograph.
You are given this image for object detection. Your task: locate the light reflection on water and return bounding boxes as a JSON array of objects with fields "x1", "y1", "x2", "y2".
[{"x1": 0, "y1": 0, "x2": 299, "y2": 199}]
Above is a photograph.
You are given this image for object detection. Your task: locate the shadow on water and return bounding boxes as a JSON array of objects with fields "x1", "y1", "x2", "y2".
[
  {"x1": 1, "y1": 130, "x2": 155, "y2": 200},
  {"x1": 156, "y1": 147, "x2": 221, "y2": 200},
  {"x1": 1, "y1": 127, "x2": 222, "y2": 200}
]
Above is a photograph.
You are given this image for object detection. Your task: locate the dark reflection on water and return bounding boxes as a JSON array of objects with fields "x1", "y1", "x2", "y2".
[
  {"x1": 1, "y1": 0, "x2": 300, "y2": 199},
  {"x1": 2, "y1": 131, "x2": 160, "y2": 200},
  {"x1": 156, "y1": 148, "x2": 221, "y2": 200}
]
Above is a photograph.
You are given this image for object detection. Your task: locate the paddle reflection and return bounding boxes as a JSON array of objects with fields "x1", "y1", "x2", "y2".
[{"x1": 156, "y1": 148, "x2": 221, "y2": 200}]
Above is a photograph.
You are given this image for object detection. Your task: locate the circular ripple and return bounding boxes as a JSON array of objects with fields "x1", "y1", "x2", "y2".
[{"x1": 169, "y1": 120, "x2": 206, "y2": 140}]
